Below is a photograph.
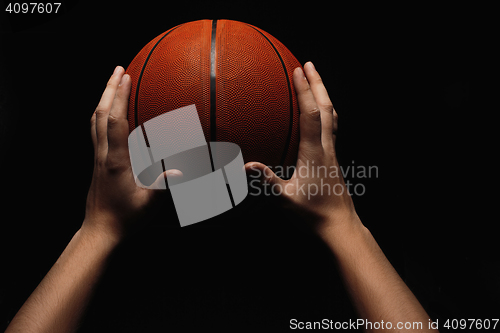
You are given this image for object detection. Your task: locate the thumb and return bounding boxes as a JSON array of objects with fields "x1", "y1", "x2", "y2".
[
  {"x1": 150, "y1": 169, "x2": 184, "y2": 190},
  {"x1": 244, "y1": 162, "x2": 284, "y2": 188}
]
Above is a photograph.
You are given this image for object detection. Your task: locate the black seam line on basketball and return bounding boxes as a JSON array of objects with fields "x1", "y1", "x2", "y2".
[
  {"x1": 246, "y1": 24, "x2": 294, "y2": 168},
  {"x1": 140, "y1": 123, "x2": 150, "y2": 147},
  {"x1": 220, "y1": 166, "x2": 235, "y2": 207},
  {"x1": 210, "y1": 19, "x2": 218, "y2": 143},
  {"x1": 160, "y1": 159, "x2": 168, "y2": 189},
  {"x1": 140, "y1": 124, "x2": 154, "y2": 164},
  {"x1": 134, "y1": 24, "x2": 183, "y2": 129},
  {"x1": 207, "y1": 19, "x2": 218, "y2": 173}
]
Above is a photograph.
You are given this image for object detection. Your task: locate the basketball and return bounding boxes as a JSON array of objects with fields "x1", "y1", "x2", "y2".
[{"x1": 126, "y1": 19, "x2": 301, "y2": 170}]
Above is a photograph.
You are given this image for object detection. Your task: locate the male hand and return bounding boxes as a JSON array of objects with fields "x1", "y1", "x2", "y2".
[
  {"x1": 246, "y1": 62, "x2": 360, "y2": 235},
  {"x1": 84, "y1": 66, "x2": 178, "y2": 240}
]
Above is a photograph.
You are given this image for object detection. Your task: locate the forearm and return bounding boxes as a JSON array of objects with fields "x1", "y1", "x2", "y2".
[
  {"x1": 319, "y1": 216, "x2": 437, "y2": 333},
  {"x1": 6, "y1": 223, "x2": 119, "y2": 333}
]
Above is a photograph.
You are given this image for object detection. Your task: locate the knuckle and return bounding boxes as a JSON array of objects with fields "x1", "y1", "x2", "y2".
[
  {"x1": 107, "y1": 114, "x2": 119, "y2": 126},
  {"x1": 90, "y1": 112, "x2": 97, "y2": 125},
  {"x1": 308, "y1": 107, "x2": 322, "y2": 121},
  {"x1": 319, "y1": 101, "x2": 334, "y2": 112},
  {"x1": 105, "y1": 155, "x2": 127, "y2": 172},
  {"x1": 106, "y1": 79, "x2": 116, "y2": 88},
  {"x1": 93, "y1": 151, "x2": 106, "y2": 169},
  {"x1": 107, "y1": 114, "x2": 126, "y2": 130},
  {"x1": 297, "y1": 80, "x2": 312, "y2": 94},
  {"x1": 333, "y1": 111, "x2": 339, "y2": 121},
  {"x1": 96, "y1": 156, "x2": 106, "y2": 169},
  {"x1": 94, "y1": 106, "x2": 108, "y2": 118}
]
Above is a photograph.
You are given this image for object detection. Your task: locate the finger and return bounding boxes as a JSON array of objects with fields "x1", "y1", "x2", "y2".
[
  {"x1": 332, "y1": 108, "x2": 338, "y2": 145},
  {"x1": 303, "y1": 62, "x2": 336, "y2": 151},
  {"x1": 94, "y1": 66, "x2": 124, "y2": 159},
  {"x1": 90, "y1": 112, "x2": 97, "y2": 159},
  {"x1": 107, "y1": 73, "x2": 131, "y2": 163},
  {"x1": 293, "y1": 66, "x2": 323, "y2": 153},
  {"x1": 150, "y1": 169, "x2": 183, "y2": 190},
  {"x1": 244, "y1": 162, "x2": 285, "y2": 188}
]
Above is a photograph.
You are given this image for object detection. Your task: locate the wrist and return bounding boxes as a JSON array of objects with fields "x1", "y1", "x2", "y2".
[
  {"x1": 80, "y1": 217, "x2": 124, "y2": 250},
  {"x1": 315, "y1": 212, "x2": 367, "y2": 251}
]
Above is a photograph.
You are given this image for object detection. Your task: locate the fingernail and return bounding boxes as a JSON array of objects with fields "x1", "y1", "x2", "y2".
[
  {"x1": 166, "y1": 169, "x2": 183, "y2": 177},
  {"x1": 295, "y1": 66, "x2": 306, "y2": 79},
  {"x1": 119, "y1": 74, "x2": 129, "y2": 86},
  {"x1": 306, "y1": 61, "x2": 315, "y2": 71},
  {"x1": 113, "y1": 66, "x2": 121, "y2": 75}
]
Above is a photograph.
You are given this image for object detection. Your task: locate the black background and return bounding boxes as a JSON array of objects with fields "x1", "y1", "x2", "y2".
[{"x1": 0, "y1": 1, "x2": 497, "y2": 332}]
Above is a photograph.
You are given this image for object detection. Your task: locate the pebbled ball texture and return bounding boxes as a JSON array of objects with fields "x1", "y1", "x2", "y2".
[{"x1": 127, "y1": 19, "x2": 301, "y2": 170}]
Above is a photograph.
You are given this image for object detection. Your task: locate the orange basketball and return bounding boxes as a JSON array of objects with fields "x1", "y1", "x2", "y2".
[{"x1": 126, "y1": 19, "x2": 301, "y2": 169}]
